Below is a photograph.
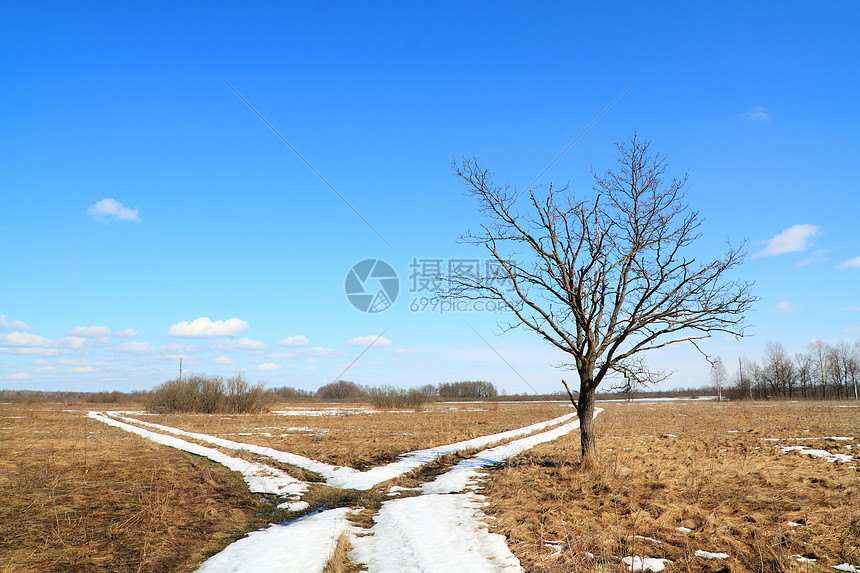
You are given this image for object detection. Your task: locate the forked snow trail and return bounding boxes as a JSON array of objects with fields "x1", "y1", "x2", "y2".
[
  {"x1": 350, "y1": 409, "x2": 600, "y2": 573},
  {"x1": 350, "y1": 494, "x2": 522, "y2": 572},
  {"x1": 196, "y1": 508, "x2": 352, "y2": 573},
  {"x1": 90, "y1": 408, "x2": 598, "y2": 572},
  {"x1": 87, "y1": 412, "x2": 307, "y2": 499},
  {"x1": 107, "y1": 410, "x2": 577, "y2": 490}
]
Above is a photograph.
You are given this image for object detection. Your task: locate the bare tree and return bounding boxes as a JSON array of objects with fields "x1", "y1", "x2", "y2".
[
  {"x1": 451, "y1": 136, "x2": 756, "y2": 467},
  {"x1": 711, "y1": 356, "x2": 727, "y2": 402},
  {"x1": 809, "y1": 339, "x2": 830, "y2": 399},
  {"x1": 794, "y1": 352, "x2": 812, "y2": 399}
]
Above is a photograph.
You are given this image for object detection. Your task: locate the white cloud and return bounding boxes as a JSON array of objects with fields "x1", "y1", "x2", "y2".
[
  {"x1": 278, "y1": 335, "x2": 309, "y2": 346},
  {"x1": 112, "y1": 328, "x2": 137, "y2": 338},
  {"x1": 795, "y1": 248, "x2": 834, "y2": 267},
  {"x1": 744, "y1": 106, "x2": 771, "y2": 122},
  {"x1": 837, "y1": 256, "x2": 860, "y2": 269},
  {"x1": 214, "y1": 356, "x2": 235, "y2": 365},
  {"x1": 168, "y1": 317, "x2": 249, "y2": 338},
  {"x1": 70, "y1": 366, "x2": 95, "y2": 373},
  {"x1": 302, "y1": 366, "x2": 315, "y2": 372},
  {"x1": 213, "y1": 337, "x2": 267, "y2": 353},
  {"x1": 67, "y1": 325, "x2": 111, "y2": 338},
  {"x1": 87, "y1": 198, "x2": 142, "y2": 222},
  {"x1": 0, "y1": 315, "x2": 32, "y2": 331},
  {"x1": 845, "y1": 327, "x2": 860, "y2": 333},
  {"x1": 395, "y1": 348, "x2": 410, "y2": 356},
  {"x1": 345, "y1": 335, "x2": 393, "y2": 347},
  {"x1": 57, "y1": 358, "x2": 89, "y2": 366},
  {"x1": 8, "y1": 372, "x2": 31, "y2": 379},
  {"x1": 60, "y1": 336, "x2": 87, "y2": 349},
  {"x1": 268, "y1": 352, "x2": 295, "y2": 359},
  {"x1": 30, "y1": 358, "x2": 50, "y2": 365},
  {"x1": 0, "y1": 332, "x2": 52, "y2": 347},
  {"x1": 305, "y1": 358, "x2": 317, "y2": 364},
  {"x1": 770, "y1": 301, "x2": 800, "y2": 313},
  {"x1": 114, "y1": 341, "x2": 156, "y2": 355},
  {"x1": 258, "y1": 362, "x2": 282, "y2": 371},
  {"x1": 0, "y1": 347, "x2": 59, "y2": 356},
  {"x1": 304, "y1": 346, "x2": 337, "y2": 357},
  {"x1": 753, "y1": 224, "x2": 820, "y2": 258}
]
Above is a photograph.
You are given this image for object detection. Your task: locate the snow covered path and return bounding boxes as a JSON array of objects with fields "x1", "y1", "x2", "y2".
[
  {"x1": 90, "y1": 407, "x2": 598, "y2": 572},
  {"x1": 350, "y1": 494, "x2": 523, "y2": 572},
  {"x1": 108, "y1": 410, "x2": 577, "y2": 490},
  {"x1": 87, "y1": 411, "x2": 307, "y2": 498},
  {"x1": 196, "y1": 508, "x2": 352, "y2": 573}
]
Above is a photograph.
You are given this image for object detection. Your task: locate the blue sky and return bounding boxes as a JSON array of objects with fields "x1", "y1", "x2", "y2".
[{"x1": 1, "y1": 2, "x2": 858, "y2": 394}]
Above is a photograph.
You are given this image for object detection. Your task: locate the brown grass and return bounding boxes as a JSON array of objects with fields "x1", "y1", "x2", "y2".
[
  {"x1": 0, "y1": 402, "x2": 265, "y2": 572},
  {"x1": 4, "y1": 399, "x2": 858, "y2": 572},
  {"x1": 480, "y1": 401, "x2": 860, "y2": 572},
  {"x1": 322, "y1": 532, "x2": 363, "y2": 573},
  {"x1": 130, "y1": 401, "x2": 571, "y2": 470}
]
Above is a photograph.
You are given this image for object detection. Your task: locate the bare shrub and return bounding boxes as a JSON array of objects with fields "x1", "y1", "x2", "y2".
[
  {"x1": 145, "y1": 373, "x2": 271, "y2": 414},
  {"x1": 317, "y1": 380, "x2": 363, "y2": 400},
  {"x1": 223, "y1": 372, "x2": 272, "y2": 413},
  {"x1": 366, "y1": 386, "x2": 427, "y2": 411}
]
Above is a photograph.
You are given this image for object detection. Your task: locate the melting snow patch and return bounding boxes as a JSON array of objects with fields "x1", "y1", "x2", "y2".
[
  {"x1": 782, "y1": 445, "x2": 853, "y2": 463},
  {"x1": 787, "y1": 521, "x2": 801, "y2": 527},
  {"x1": 277, "y1": 500, "x2": 310, "y2": 512},
  {"x1": 350, "y1": 494, "x2": 524, "y2": 572},
  {"x1": 197, "y1": 507, "x2": 351, "y2": 573},
  {"x1": 676, "y1": 526, "x2": 692, "y2": 533},
  {"x1": 791, "y1": 555, "x2": 816, "y2": 563},
  {"x1": 826, "y1": 437, "x2": 854, "y2": 441},
  {"x1": 422, "y1": 411, "x2": 599, "y2": 494},
  {"x1": 695, "y1": 550, "x2": 729, "y2": 559},
  {"x1": 832, "y1": 565, "x2": 860, "y2": 572},
  {"x1": 88, "y1": 412, "x2": 307, "y2": 498},
  {"x1": 544, "y1": 541, "x2": 566, "y2": 556},
  {"x1": 634, "y1": 535, "x2": 663, "y2": 544},
  {"x1": 621, "y1": 556, "x2": 672, "y2": 572}
]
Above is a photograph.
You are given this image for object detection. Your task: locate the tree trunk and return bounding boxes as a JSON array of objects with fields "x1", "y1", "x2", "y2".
[{"x1": 576, "y1": 382, "x2": 598, "y2": 469}]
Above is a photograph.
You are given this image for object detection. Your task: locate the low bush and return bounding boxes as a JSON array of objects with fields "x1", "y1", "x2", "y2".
[
  {"x1": 146, "y1": 373, "x2": 273, "y2": 414},
  {"x1": 366, "y1": 386, "x2": 427, "y2": 410}
]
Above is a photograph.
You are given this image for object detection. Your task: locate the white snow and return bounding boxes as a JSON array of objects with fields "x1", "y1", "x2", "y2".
[
  {"x1": 781, "y1": 445, "x2": 853, "y2": 463},
  {"x1": 634, "y1": 535, "x2": 662, "y2": 544},
  {"x1": 791, "y1": 555, "x2": 816, "y2": 563},
  {"x1": 196, "y1": 508, "x2": 352, "y2": 573},
  {"x1": 621, "y1": 556, "x2": 672, "y2": 571},
  {"x1": 350, "y1": 494, "x2": 524, "y2": 572},
  {"x1": 695, "y1": 550, "x2": 729, "y2": 559},
  {"x1": 833, "y1": 565, "x2": 860, "y2": 572},
  {"x1": 422, "y1": 410, "x2": 599, "y2": 495},
  {"x1": 88, "y1": 412, "x2": 307, "y2": 498},
  {"x1": 676, "y1": 526, "x2": 691, "y2": 533},
  {"x1": 277, "y1": 500, "x2": 310, "y2": 512},
  {"x1": 110, "y1": 410, "x2": 578, "y2": 491},
  {"x1": 787, "y1": 521, "x2": 801, "y2": 527},
  {"x1": 825, "y1": 436, "x2": 854, "y2": 441},
  {"x1": 96, "y1": 407, "x2": 601, "y2": 573}
]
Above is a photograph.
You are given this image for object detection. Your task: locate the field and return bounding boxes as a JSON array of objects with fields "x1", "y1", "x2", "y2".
[{"x1": 1, "y1": 400, "x2": 858, "y2": 572}]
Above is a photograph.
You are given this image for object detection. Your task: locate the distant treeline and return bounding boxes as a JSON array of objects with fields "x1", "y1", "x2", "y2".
[
  {"x1": 272, "y1": 379, "x2": 499, "y2": 401},
  {"x1": 3, "y1": 379, "x2": 721, "y2": 409},
  {"x1": 724, "y1": 339, "x2": 860, "y2": 400}
]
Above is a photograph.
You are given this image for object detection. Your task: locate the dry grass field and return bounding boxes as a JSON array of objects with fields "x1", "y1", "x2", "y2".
[
  {"x1": 1, "y1": 399, "x2": 858, "y2": 572},
  {"x1": 482, "y1": 401, "x2": 860, "y2": 572}
]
